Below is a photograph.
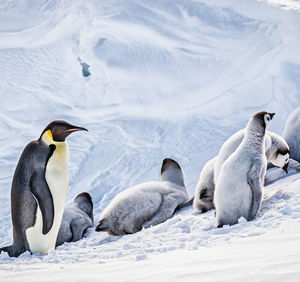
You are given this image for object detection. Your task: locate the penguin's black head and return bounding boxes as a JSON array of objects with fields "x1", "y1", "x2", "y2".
[
  {"x1": 74, "y1": 192, "x2": 94, "y2": 223},
  {"x1": 161, "y1": 158, "x2": 181, "y2": 175},
  {"x1": 40, "y1": 120, "x2": 88, "y2": 142},
  {"x1": 252, "y1": 111, "x2": 275, "y2": 129}
]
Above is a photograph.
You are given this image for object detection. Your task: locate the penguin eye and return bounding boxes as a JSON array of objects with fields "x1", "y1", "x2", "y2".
[{"x1": 266, "y1": 116, "x2": 270, "y2": 121}]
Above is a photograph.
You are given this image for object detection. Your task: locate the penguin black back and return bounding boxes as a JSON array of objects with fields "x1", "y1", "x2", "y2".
[{"x1": 10, "y1": 140, "x2": 55, "y2": 253}]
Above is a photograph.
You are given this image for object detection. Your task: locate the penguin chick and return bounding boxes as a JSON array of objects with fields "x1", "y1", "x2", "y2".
[
  {"x1": 283, "y1": 107, "x2": 300, "y2": 162},
  {"x1": 56, "y1": 192, "x2": 94, "y2": 247},
  {"x1": 214, "y1": 112, "x2": 274, "y2": 227},
  {"x1": 95, "y1": 158, "x2": 188, "y2": 235},
  {"x1": 194, "y1": 130, "x2": 289, "y2": 213},
  {"x1": 193, "y1": 157, "x2": 216, "y2": 213}
]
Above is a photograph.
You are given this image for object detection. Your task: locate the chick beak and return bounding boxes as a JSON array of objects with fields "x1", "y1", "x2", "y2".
[
  {"x1": 269, "y1": 113, "x2": 276, "y2": 120},
  {"x1": 283, "y1": 162, "x2": 289, "y2": 174}
]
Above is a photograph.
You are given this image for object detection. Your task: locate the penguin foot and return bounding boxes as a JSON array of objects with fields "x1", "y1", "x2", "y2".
[{"x1": 0, "y1": 244, "x2": 25, "y2": 257}]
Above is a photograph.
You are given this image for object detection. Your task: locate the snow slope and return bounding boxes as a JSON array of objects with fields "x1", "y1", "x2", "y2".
[{"x1": 1, "y1": 0, "x2": 300, "y2": 281}]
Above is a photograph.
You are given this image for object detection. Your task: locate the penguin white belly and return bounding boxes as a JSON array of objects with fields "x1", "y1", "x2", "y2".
[
  {"x1": 231, "y1": 181, "x2": 252, "y2": 218},
  {"x1": 215, "y1": 160, "x2": 252, "y2": 223},
  {"x1": 26, "y1": 143, "x2": 69, "y2": 254}
]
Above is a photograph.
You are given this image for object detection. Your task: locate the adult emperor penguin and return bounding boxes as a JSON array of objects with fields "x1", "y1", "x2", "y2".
[
  {"x1": 0, "y1": 120, "x2": 87, "y2": 257},
  {"x1": 56, "y1": 192, "x2": 94, "y2": 247},
  {"x1": 96, "y1": 158, "x2": 189, "y2": 235},
  {"x1": 193, "y1": 129, "x2": 290, "y2": 213},
  {"x1": 214, "y1": 111, "x2": 274, "y2": 227}
]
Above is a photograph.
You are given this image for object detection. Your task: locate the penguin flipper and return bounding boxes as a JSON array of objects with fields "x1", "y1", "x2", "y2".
[
  {"x1": 30, "y1": 171, "x2": 54, "y2": 235},
  {"x1": 70, "y1": 218, "x2": 90, "y2": 242},
  {"x1": 247, "y1": 161, "x2": 264, "y2": 220}
]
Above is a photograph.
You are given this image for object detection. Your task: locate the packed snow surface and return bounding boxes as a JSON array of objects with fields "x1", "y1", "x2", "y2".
[{"x1": 1, "y1": 0, "x2": 300, "y2": 281}]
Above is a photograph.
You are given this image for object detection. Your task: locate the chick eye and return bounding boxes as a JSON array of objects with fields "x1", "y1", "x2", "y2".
[{"x1": 267, "y1": 116, "x2": 270, "y2": 121}]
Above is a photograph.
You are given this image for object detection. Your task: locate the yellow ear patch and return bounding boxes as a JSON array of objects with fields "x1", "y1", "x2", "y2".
[
  {"x1": 41, "y1": 129, "x2": 54, "y2": 145},
  {"x1": 47, "y1": 130, "x2": 53, "y2": 140}
]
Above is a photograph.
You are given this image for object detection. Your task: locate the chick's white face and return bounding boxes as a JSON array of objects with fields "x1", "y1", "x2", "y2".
[
  {"x1": 273, "y1": 152, "x2": 289, "y2": 168},
  {"x1": 264, "y1": 114, "x2": 272, "y2": 126}
]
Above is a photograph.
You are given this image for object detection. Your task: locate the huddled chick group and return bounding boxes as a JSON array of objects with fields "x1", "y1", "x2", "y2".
[{"x1": 1, "y1": 108, "x2": 300, "y2": 257}]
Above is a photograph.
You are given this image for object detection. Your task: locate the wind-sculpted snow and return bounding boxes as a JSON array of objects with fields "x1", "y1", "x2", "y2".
[{"x1": 1, "y1": 0, "x2": 300, "y2": 280}]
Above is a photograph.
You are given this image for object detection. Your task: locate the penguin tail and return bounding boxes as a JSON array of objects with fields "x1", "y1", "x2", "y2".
[{"x1": 0, "y1": 244, "x2": 25, "y2": 257}]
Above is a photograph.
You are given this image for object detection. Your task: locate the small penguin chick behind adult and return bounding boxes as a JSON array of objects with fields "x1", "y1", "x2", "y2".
[
  {"x1": 56, "y1": 192, "x2": 94, "y2": 247},
  {"x1": 214, "y1": 111, "x2": 274, "y2": 227},
  {"x1": 193, "y1": 129, "x2": 290, "y2": 213},
  {"x1": 266, "y1": 131, "x2": 290, "y2": 172},
  {"x1": 283, "y1": 107, "x2": 300, "y2": 162},
  {"x1": 96, "y1": 158, "x2": 189, "y2": 235},
  {"x1": 0, "y1": 120, "x2": 87, "y2": 257},
  {"x1": 193, "y1": 157, "x2": 216, "y2": 212}
]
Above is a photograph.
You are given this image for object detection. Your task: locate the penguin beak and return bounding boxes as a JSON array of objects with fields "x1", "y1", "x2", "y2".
[
  {"x1": 269, "y1": 113, "x2": 276, "y2": 120},
  {"x1": 282, "y1": 162, "x2": 289, "y2": 174},
  {"x1": 66, "y1": 126, "x2": 88, "y2": 133}
]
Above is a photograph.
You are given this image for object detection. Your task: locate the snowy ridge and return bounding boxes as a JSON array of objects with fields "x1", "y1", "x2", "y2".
[{"x1": 1, "y1": 0, "x2": 300, "y2": 281}]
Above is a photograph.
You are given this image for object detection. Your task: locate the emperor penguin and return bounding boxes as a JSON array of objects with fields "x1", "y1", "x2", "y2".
[
  {"x1": 56, "y1": 192, "x2": 94, "y2": 247},
  {"x1": 214, "y1": 130, "x2": 289, "y2": 183},
  {"x1": 214, "y1": 112, "x2": 274, "y2": 227},
  {"x1": 193, "y1": 129, "x2": 290, "y2": 213},
  {"x1": 95, "y1": 158, "x2": 189, "y2": 235},
  {"x1": 283, "y1": 107, "x2": 300, "y2": 162},
  {"x1": 0, "y1": 120, "x2": 87, "y2": 257}
]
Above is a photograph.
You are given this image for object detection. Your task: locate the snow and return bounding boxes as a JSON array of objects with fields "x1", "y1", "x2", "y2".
[{"x1": 1, "y1": 0, "x2": 300, "y2": 281}]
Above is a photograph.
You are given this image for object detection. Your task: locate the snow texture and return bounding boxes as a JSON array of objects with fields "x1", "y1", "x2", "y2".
[{"x1": 1, "y1": 0, "x2": 300, "y2": 281}]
